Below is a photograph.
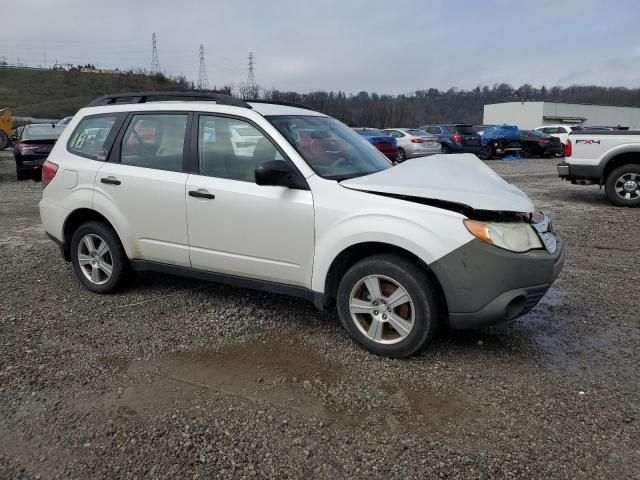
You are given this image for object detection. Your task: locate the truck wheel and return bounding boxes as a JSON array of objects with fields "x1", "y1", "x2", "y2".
[
  {"x1": 0, "y1": 131, "x2": 9, "y2": 150},
  {"x1": 336, "y1": 254, "x2": 440, "y2": 358},
  {"x1": 605, "y1": 164, "x2": 640, "y2": 207},
  {"x1": 70, "y1": 221, "x2": 129, "y2": 293}
]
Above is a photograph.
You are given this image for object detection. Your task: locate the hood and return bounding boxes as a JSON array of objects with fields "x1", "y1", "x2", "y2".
[{"x1": 340, "y1": 153, "x2": 534, "y2": 213}]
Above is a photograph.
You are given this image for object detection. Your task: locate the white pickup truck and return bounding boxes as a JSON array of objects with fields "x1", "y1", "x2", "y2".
[{"x1": 557, "y1": 130, "x2": 640, "y2": 207}]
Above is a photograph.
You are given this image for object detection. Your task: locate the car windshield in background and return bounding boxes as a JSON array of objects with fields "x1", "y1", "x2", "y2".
[
  {"x1": 22, "y1": 125, "x2": 63, "y2": 141},
  {"x1": 529, "y1": 130, "x2": 551, "y2": 138},
  {"x1": 354, "y1": 128, "x2": 384, "y2": 136},
  {"x1": 267, "y1": 116, "x2": 392, "y2": 180},
  {"x1": 454, "y1": 125, "x2": 476, "y2": 135},
  {"x1": 406, "y1": 129, "x2": 430, "y2": 136}
]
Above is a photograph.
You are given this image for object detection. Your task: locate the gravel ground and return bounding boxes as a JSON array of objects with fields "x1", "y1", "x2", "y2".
[{"x1": 0, "y1": 151, "x2": 638, "y2": 479}]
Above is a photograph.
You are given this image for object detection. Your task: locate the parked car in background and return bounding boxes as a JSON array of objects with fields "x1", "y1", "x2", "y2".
[
  {"x1": 520, "y1": 130, "x2": 564, "y2": 158},
  {"x1": 418, "y1": 124, "x2": 481, "y2": 155},
  {"x1": 353, "y1": 128, "x2": 398, "y2": 161},
  {"x1": 381, "y1": 128, "x2": 441, "y2": 161},
  {"x1": 534, "y1": 125, "x2": 577, "y2": 145},
  {"x1": 13, "y1": 123, "x2": 63, "y2": 180},
  {"x1": 478, "y1": 125, "x2": 523, "y2": 160}
]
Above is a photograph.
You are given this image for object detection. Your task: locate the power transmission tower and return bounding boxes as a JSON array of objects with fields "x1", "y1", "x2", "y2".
[
  {"x1": 197, "y1": 44, "x2": 209, "y2": 90},
  {"x1": 151, "y1": 33, "x2": 160, "y2": 74},
  {"x1": 247, "y1": 52, "x2": 256, "y2": 89}
]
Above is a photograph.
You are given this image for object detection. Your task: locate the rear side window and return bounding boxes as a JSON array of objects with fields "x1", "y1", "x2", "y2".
[
  {"x1": 425, "y1": 127, "x2": 442, "y2": 135},
  {"x1": 120, "y1": 114, "x2": 188, "y2": 172},
  {"x1": 68, "y1": 115, "x2": 119, "y2": 159}
]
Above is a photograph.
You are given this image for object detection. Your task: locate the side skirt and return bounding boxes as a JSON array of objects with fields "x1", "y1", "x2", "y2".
[{"x1": 129, "y1": 260, "x2": 328, "y2": 309}]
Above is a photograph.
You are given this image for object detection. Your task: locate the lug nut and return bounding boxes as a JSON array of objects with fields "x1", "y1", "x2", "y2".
[
  {"x1": 373, "y1": 310, "x2": 379, "y2": 316},
  {"x1": 382, "y1": 314, "x2": 387, "y2": 320},
  {"x1": 373, "y1": 301, "x2": 378, "y2": 306},
  {"x1": 387, "y1": 307, "x2": 391, "y2": 312}
]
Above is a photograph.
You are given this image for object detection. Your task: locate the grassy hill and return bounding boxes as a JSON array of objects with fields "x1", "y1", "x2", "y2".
[{"x1": 0, "y1": 68, "x2": 193, "y2": 119}]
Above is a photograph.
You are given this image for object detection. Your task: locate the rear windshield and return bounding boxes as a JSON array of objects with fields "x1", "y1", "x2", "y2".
[
  {"x1": 453, "y1": 125, "x2": 476, "y2": 135},
  {"x1": 22, "y1": 125, "x2": 63, "y2": 141},
  {"x1": 354, "y1": 128, "x2": 384, "y2": 136},
  {"x1": 406, "y1": 129, "x2": 430, "y2": 136}
]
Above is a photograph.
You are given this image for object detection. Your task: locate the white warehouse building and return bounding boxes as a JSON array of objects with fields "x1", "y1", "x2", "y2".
[{"x1": 483, "y1": 101, "x2": 640, "y2": 130}]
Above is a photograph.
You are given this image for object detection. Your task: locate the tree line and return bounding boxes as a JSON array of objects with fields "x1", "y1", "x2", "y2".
[{"x1": 232, "y1": 84, "x2": 640, "y2": 128}]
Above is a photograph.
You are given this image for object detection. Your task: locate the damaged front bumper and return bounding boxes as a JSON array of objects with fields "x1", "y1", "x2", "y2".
[{"x1": 430, "y1": 218, "x2": 565, "y2": 329}]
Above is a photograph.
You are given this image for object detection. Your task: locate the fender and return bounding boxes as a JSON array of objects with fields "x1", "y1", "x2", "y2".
[
  {"x1": 311, "y1": 211, "x2": 472, "y2": 293},
  {"x1": 90, "y1": 189, "x2": 140, "y2": 259},
  {"x1": 598, "y1": 144, "x2": 640, "y2": 181}
]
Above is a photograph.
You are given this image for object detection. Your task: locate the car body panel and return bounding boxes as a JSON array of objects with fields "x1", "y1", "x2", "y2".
[{"x1": 340, "y1": 153, "x2": 534, "y2": 213}]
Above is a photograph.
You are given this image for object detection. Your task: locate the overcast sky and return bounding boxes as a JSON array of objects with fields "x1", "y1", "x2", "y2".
[{"x1": 2, "y1": 0, "x2": 639, "y2": 93}]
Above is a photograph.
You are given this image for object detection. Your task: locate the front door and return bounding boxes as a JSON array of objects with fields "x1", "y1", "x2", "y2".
[{"x1": 185, "y1": 114, "x2": 314, "y2": 287}]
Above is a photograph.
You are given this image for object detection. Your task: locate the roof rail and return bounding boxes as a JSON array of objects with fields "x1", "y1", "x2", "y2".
[
  {"x1": 246, "y1": 99, "x2": 317, "y2": 112},
  {"x1": 86, "y1": 91, "x2": 250, "y2": 108}
]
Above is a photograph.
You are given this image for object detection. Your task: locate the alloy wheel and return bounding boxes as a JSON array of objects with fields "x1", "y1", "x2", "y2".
[
  {"x1": 614, "y1": 172, "x2": 640, "y2": 201},
  {"x1": 77, "y1": 234, "x2": 113, "y2": 285},
  {"x1": 348, "y1": 275, "x2": 415, "y2": 344}
]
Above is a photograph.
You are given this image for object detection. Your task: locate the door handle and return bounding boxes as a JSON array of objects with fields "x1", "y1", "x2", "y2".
[
  {"x1": 100, "y1": 176, "x2": 121, "y2": 185},
  {"x1": 189, "y1": 190, "x2": 215, "y2": 200}
]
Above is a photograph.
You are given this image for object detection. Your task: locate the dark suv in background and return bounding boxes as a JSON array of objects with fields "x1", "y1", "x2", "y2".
[{"x1": 418, "y1": 124, "x2": 481, "y2": 155}]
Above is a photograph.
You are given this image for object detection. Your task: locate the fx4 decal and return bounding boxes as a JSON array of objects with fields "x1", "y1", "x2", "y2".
[{"x1": 575, "y1": 139, "x2": 601, "y2": 145}]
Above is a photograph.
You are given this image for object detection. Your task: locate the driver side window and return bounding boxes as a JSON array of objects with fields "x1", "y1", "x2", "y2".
[{"x1": 120, "y1": 114, "x2": 187, "y2": 172}]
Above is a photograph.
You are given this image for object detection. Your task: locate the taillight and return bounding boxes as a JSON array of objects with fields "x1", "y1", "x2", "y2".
[
  {"x1": 19, "y1": 144, "x2": 39, "y2": 152},
  {"x1": 564, "y1": 139, "x2": 572, "y2": 157},
  {"x1": 411, "y1": 138, "x2": 425, "y2": 143},
  {"x1": 42, "y1": 160, "x2": 58, "y2": 188},
  {"x1": 452, "y1": 134, "x2": 462, "y2": 144}
]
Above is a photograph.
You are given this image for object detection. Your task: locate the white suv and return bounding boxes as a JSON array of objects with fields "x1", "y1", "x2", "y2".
[{"x1": 40, "y1": 92, "x2": 565, "y2": 357}]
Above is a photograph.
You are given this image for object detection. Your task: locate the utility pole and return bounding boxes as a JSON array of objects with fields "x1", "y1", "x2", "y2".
[
  {"x1": 151, "y1": 33, "x2": 160, "y2": 74},
  {"x1": 197, "y1": 44, "x2": 209, "y2": 90}
]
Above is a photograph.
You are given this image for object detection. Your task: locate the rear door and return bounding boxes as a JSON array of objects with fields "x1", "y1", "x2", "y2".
[
  {"x1": 93, "y1": 112, "x2": 192, "y2": 267},
  {"x1": 185, "y1": 113, "x2": 314, "y2": 287}
]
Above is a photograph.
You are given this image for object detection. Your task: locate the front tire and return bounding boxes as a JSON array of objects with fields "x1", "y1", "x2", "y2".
[
  {"x1": 70, "y1": 221, "x2": 129, "y2": 293},
  {"x1": 336, "y1": 254, "x2": 440, "y2": 358},
  {"x1": 605, "y1": 164, "x2": 640, "y2": 207}
]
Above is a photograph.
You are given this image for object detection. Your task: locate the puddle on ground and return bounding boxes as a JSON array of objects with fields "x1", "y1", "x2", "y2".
[{"x1": 96, "y1": 339, "x2": 467, "y2": 432}]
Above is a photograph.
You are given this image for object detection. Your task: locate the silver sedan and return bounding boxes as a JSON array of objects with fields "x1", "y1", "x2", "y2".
[{"x1": 382, "y1": 128, "x2": 442, "y2": 162}]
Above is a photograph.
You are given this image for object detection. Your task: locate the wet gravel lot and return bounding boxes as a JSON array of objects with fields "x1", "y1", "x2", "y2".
[{"x1": 1, "y1": 151, "x2": 638, "y2": 479}]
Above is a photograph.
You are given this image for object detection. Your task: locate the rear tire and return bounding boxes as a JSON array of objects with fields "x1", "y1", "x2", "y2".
[
  {"x1": 397, "y1": 148, "x2": 406, "y2": 162},
  {"x1": 70, "y1": 221, "x2": 129, "y2": 293},
  {"x1": 441, "y1": 145, "x2": 450, "y2": 154},
  {"x1": 336, "y1": 254, "x2": 440, "y2": 358},
  {"x1": 605, "y1": 164, "x2": 640, "y2": 207}
]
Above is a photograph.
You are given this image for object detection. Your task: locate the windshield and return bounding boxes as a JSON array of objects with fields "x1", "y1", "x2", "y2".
[
  {"x1": 267, "y1": 115, "x2": 392, "y2": 180},
  {"x1": 22, "y1": 125, "x2": 63, "y2": 141}
]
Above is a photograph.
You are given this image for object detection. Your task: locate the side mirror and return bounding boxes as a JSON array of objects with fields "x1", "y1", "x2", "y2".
[{"x1": 255, "y1": 160, "x2": 306, "y2": 189}]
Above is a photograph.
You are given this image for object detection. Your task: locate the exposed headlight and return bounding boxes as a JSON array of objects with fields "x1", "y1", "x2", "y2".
[{"x1": 464, "y1": 219, "x2": 543, "y2": 253}]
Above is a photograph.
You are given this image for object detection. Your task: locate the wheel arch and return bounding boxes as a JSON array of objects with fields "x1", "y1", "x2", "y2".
[
  {"x1": 318, "y1": 241, "x2": 448, "y2": 315},
  {"x1": 62, "y1": 208, "x2": 128, "y2": 260},
  {"x1": 601, "y1": 151, "x2": 640, "y2": 184}
]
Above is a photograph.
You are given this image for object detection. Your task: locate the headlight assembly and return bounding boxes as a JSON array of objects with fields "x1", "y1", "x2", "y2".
[{"x1": 464, "y1": 219, "x2": 543, "y2": 253}]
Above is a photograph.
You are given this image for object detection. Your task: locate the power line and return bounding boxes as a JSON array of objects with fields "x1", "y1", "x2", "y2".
[
  {"x1": 151, "y1": 33, "x2": 160, "y2": 74},
  {"x1": 197, "y1": 44, "x2": 209, "y2": 90}
]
